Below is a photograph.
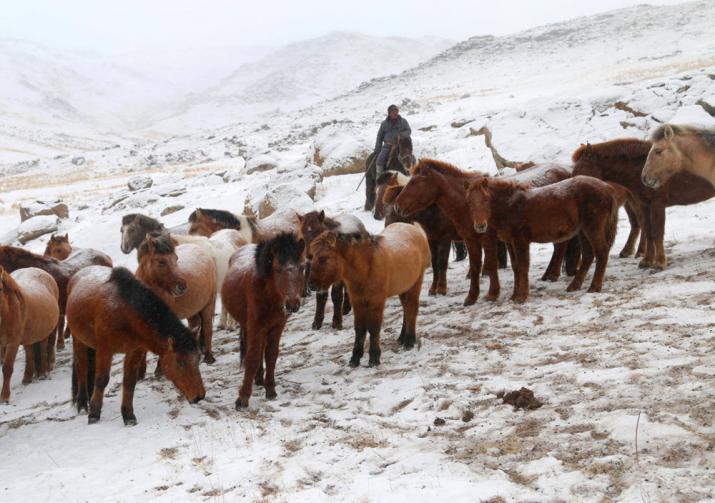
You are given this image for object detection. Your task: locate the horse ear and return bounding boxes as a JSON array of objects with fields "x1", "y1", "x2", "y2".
[
  {"x1": 463, "y1": 180, "x2": 471, "y2": 191},
  {"x1": 319, "y1": 210, "x2": 325, "y2": 222},
  {"x1": 664, "y1": 124, "x2": 674, "y2": 141},
  {"x1": 63, "y1": 233, "x2": 68, "y2": 240},
  {"x1": 145, "y1": 233, "x2": 156, "y2": 252},
  {"x1": 326, "y1": 232, "x2": 337, "y2": 248},
  {"x1": 481, "y1": 177, "x2": 489, "y2": 189},
  {"x1": 167, "y1": 337, "x2": 175, "y2": 352}
]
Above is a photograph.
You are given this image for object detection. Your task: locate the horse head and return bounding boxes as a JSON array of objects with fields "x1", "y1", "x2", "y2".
[
  {"x1": 136, "y1": 233, "x2": 187, "y2": 298},
  {"x1": 642, "y1": 124, "x2": 681, "y2": 189},
  {"x1": 256, "y1": 233, "x2": 305, "y2": 314},
  {"x1": 160, "y1": 329, "x2": 205, "y2": 404},
  {"x1": 44, "y1": 233, "x2": 71, "y2": 260},
  {"x1": 464, "y1": 177, "x2": 492, "y2": 234}
]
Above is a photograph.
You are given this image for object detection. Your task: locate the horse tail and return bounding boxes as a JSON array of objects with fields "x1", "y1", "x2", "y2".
[
  {"x1": 452, "y1": 241, "x2": 468, "y2": 262},
  {"x1": 239, "y1": 326, "x2": 246, "y2": 368},
  {"x1": 605, "y1": 195, "x2": 619, "y2": 251},
  {"x1": 71, "y1": 347, "x2": 95, "y2": 403}
]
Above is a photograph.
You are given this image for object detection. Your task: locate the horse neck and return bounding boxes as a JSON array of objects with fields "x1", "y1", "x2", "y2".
[
  {"x1": 429, "y1": 170, "x2": 471, "y2": 219},
  {"x1": 679, "y1": 135, "x2": 715, "y2": 184},
  {"x1": 590, "y1": 157, "x2": 644, "y2": 185},
  {"x1": 487, "y1": 183, "x2": 524, "y2": 223},
  {"x1": 135, "y1": 264, "x2": 176, "y2": 308},
  {"x1": 0, "y1": 250, "x2": 60, "y2": 275},
  {"x1": 253, "y1": 273, "x2": 285, "y2": 307},
  {"x1": 336, "y1": 241, "x2": 373, "y2": 287},
  {"x1": 124, "y1": 311, "x2": 171, "y2": 355}
]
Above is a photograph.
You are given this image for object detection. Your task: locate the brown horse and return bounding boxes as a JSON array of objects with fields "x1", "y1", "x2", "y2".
[
  {"x1": 43, "y1": 234, "x2": 72, "y2": 260},
  {"x1": 188, "y1": 208, "x2": 256, "y2": 242},
  {"x1": 67, "y1": 266, "x2": 205, "y2": 425},
  {"x1": 573, "y1": 138, "x2": 715, "y2": 269},
  {"x1": 642, "y1": 124, "x2": 715, "y2": 190},
  {"x1": 364, "y1": 135, "x2": 414, "y2": 211},
  {"x1": 465, "y1": 176, "x2": 618, "y2": 302},
  {"x1": 393, "y1": 159, "x2": 497, "y2": 305},
  {"x1": 375, "y1": 170, "x2": 471, "y2": 295},
  {"x1": 135, "y1": 234, "x2": 217, "y2": 364},
  {"x1": 0, "y1": 246, "x2": 112, "y2": 358},
  {"x1": 309, "y1": 223, "x2": 430, "y2": 367},
  {"x1": 0, "y1": 267, "x2": 59, "y2": 401},
  {"x1": 221, "y1": 233, "x2": 305, "y2": 409}
]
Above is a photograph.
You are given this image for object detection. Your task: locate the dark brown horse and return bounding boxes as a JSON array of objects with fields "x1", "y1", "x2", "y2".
[
  {"x1": 221, "y1": 233, "x2": 305, "y2": 409},
  {"x1": 393, "y1": 159, "x2": 497, "y2": 305},
  {"x1": 309, "y1": 223, "x2": 430, "y2": 366},
  {"x1": 0, "y1": 246, "x2": 112, "y2": 359},
  {"x1": 43, "y1": 234, "x2": 72, "y2": 260},
  {"x1": 299, "y1": 210, "x2": 363, "y2": 329},
  {"x1": 364, "y1": 135, "x2": 414, "y2": 211},
  {"x1": 67, "y1": 266, "x2": 205, "y2": 425},
  {"x1": 573, "y1": 138, "x2": 715, "y2": 269},
  {"x1": 188, "y1": 208, "x2": 256, "y2": 243},
  {"x1": 466, "y1": 176, "x2": 618, "y2": 302}
]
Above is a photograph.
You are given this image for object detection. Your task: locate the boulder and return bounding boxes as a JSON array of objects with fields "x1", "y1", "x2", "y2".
[
  {"x1": 19, "y1": 200, "x2": 69, "y2": 222},
  {"x1": 244, "y1": 154, "x2": 278, "y2": 175},
  {"x1": 161, "y1": 205, "x2": 184, "y2": 216},
  {"x1": 71, "y1": 156, "x2": 86, "y2": 166},
  {"x1": 17, "y1": 215, "x2": 59, "y2": 244},
  {"x1": 257, "y1": 184, "x2": 314, "y2": 219},
  {"x1": 128, "y1": 175, "x2": 153, "y2": 191}
]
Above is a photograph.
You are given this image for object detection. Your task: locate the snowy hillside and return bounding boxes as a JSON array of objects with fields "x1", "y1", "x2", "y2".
[{"x1": 1, "y1": 1, "x2": 715, "y2": 502}]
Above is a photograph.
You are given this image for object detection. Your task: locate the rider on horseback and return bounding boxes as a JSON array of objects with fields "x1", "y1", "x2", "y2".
[{"x1": 374, "y1": 104, "x2": 411, "y2": 177}]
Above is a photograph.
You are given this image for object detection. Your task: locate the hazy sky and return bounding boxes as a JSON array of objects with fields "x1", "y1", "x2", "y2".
[{"x1": 0, "y1": 0, "x2": 689, "y2": 54}]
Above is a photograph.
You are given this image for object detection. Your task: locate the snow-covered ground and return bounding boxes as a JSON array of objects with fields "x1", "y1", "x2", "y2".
[{"x1": 1, "y1": 1, "x2": 715, "y2": 502}]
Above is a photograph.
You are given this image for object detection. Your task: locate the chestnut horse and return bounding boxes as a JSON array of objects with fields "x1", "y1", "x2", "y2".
[
  {"x1": 188, "y1": 208, "x2": 255, "y2": 243},
  {"x1": 135, "y1": 234, "x2": 218, "y2": 363},
  {"x1": 0, "y1": 246, "x2": 112, "y2": 358},
  {"x1": 221, "y1": 233, "x2": 305, "y2": 409},
  {"x1": 573, "y1": 138, "x2": 715, "y2": 269},
  {"x1": 375, "y1": 170, "x2": 472, "y2": 295},
  {"x1": 43, "y1": 234, "x2": 72, "y2": 260},
  {"x1": 121, "y1": 213, "x2": 243, "y2": 329},
  {"x1": 642, "y1": 124, "x2": 715, "y2": 190},
  {"x1": 67, "y1": 266, "x2": 205, "y2": 425},
  {"x1": 465, "y1": 176, "x2": 618, "y2": 302},
  {"x1": 364, "y1": 135, "x2": 413, "y2": 211},
  {"x1": 393, "y1": 159, "x2": 497, "y2": 305},
  {"x1": 299, "y1": 210, "x2": 364, "y2": 329},
  {"x1": 0, "y1": 267, "x2": 59, "y2": 402},
  {"x1": 309, "y1": 223, "x2": 430, "y2": 367}
]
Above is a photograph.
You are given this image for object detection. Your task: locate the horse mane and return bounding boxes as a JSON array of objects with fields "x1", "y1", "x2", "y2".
[
  {"x1": 572, "y1": 138, "x2": 652, "y2": 162},
  {"x1": 302, "y1": 210, "x2": 340, "y2": 229},
  {"x1": 108, "y1": 267, "x2": 198, "y2": 354},
  {"x1": 383, "y1": 185, "x2": 403, "y2": 204},
  {"x1": 0, "y1": 245, "x2": 57, "y2": 265},
  {"x1": 255, "y1": 233, "x2": 304, "y2": 279},
  {"x1": 376, "y1": 170, "x2": 410, "y2": 187},
  {"x1": 137, "y1": 232, "x2": 175, "y2": 261},
  {"x1": 651, "y1": 124, "x2": 715, "y2": 151},
  {"x1": 411, "y1": 158, "x2": 483, "y2": 178},
  {"x1": 189, "y1": 208, "x2": 243, "y2": 229},
  {"x1": 484, "y1": 176, "x2": 531, "y2": 193},
  {"x1": 122, "y1": 213, "x2": 164, "y2": 231},
  {"x1": 312, "y1": 230, "x2": 382, "y2": 255}
]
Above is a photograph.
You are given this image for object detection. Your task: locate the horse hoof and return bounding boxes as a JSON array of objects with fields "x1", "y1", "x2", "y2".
[
  {"x1": 348, "y1": 358, "x2": 360, "y2": 368},
  {"x1": 510, "y1": 296, "x2": 527, "y2": 303},
  {"x1": 566, "y1": 284, "x2": 580, "y2": 292},
  {"x1": 87, "y1": 415, "x2": 100, "y2": 425},
  {"x1": 428, "y1": 288, "x2": 437, "y2": 296},
  {"x1": 265, "y1": 390, "x2": 277, "y2": 400},
  {"x1": 123, "y1": 416, "x2": 138, "y2": 426},
  {"x1": 436, "y1": 288, "x2": 447, "y2": 296},
  {"x1": 312, "y1": 321, "x2": 323, "y2": 330},
  {"x1": 484, "y1": 293, "x2": 498, "y2": 302},
  {"x1": 331, "y1": 322, "x2": 343, "y2": 330},
  {"x1": 638, "y1": 260, "x2": 652, "y2": 269},
  {"x1": 541, "y1": 274, "x2": 558, "y2": 282},
  {"x1": 235, "y1": 398, "x2": 249, "y2": 410},
  {"x1": 203, "y1": 353, "x2": 216, "y2": 365},
  {"x1": 653, "y1": 261, "x2": 667, "y2": 270},
  {"x1": 463, "y1": 295, "x2": 477, "y2": 306},
  {"x1": 368, "y1": 359, "x2": 380, "y2": 367},
  {"x1": 587, "y1": 286, "x2": 602, "y2": 293}
]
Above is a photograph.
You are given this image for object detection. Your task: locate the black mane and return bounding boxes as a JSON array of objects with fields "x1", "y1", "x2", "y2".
[
  {"x1": 122, "y1": 213, "x2": 165, "y2": 231},
  {"x1": 651, "y1": 124, "x2": 715, "y2": 151},
  {"x1": 255, "y1": 233, "x2": 304, "y2": 279},
  {"x1": 189, "y1": 208, "x2": 243, "y2": 229},
  {"x1": 108, "y1": 267, "x2": 197, "y2": 353}
]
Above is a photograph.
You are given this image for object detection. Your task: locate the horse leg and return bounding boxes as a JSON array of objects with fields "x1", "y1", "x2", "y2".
[
  {"x1": 36, "y1": 336, "x2": 49, "y2": 379},
  {"x1": 586, "y1": 231, "x2": 610, "y2": 293},
  {"x1": 218, "y1": 304, "x2": 229, "y2": 330},
  {"x1": 331, "y1": 282, "x2": 345, "y2": 329},
  {"x1": 511, "y1": 239, "x2": 530, "y2": 303},
  {"x1": 302, "y1": 262, "x2": 311, "y2": 298},
  {"x1": 542, "y1": 242, "x2": 567, "y2": 282},
  {"x1": 263, "y1": 324, "x2": 285, "y2": 400},
  {"x1": 428, "y1": 239, "x2": 439, "y2": 295},
  {"x1": 88, "y1": 349, "x2": 112, "y2": 424},
  {"x1": 463, "y1": 235, "x2": 482, "y2": 306},
  {"x1": 568, "y1": 234, "x2": 594, "y2": 292},
  {"x1": 137, "y1": 350, "x2": 147, "y2": 380},
  {"x1": 650, "y1": 203, "x2": 667, "y2": 270},
  {"x1": 453, "y1": 241, "x2": 468, "y2": 262},
  {"x1": 199, "y1": 294, "x2": 217, "y2": 364},
  {"x1": 236, "y1": 325, "x2": 266, "y2": 409},
  {"x1": 401, "y1": 277, "x2": 423, "y2": 349},
  {"x1": 564, "y1": 237, "x2": 581, "y2": 276},
  {"x1": 349, "y1": 306, "x2": 369, "y2": 367},
  {"x1": 22, "y1": 344, "x2": 35, "y2": 384},
  {"x1": 312, "y1": 291, "x2": 328, "y2": 330},
  {"x1": 619, "y1": 202, "x2": 641, "y2": 258},
  {"x1": 72, "y1": 338, "x2": 89, "y2": 412},
  {"x1": 120, "y1": 349, "x2": 144, "y2": 426},
  {"x1": 1, "y1": 343, "x2": 19, "y2": 402},
  {"x1": 342, "y1": 285, "x2": 352, "y2": 315},
  {"x1": 436, "y1": 239, "x2": 450, "y2": 295},
  {"x1": 638, "y1": 206, "x2": 655, "y2": 268},
  {"x1": 497, "y1": 241, "x2": 508, "y2": 269},
  {"x1": 482, "y1": 231, "x2": 500, "y2": 301},
  {"x1": 366, "y1": 303, "x2": 385, "y2": 367},
  {"x1": 55, "y1": 312, "x2": 65, "y2": 352}
]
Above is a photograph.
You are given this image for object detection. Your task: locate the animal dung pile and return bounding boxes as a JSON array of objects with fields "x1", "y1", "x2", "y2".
[{"x1": 497, "y1": 387, "x2": 543, "y2": 411}]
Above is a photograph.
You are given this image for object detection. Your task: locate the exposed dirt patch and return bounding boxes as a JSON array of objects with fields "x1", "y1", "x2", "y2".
[{"x1": 498, "y1": 387, "x2": 543, "y2": 410}]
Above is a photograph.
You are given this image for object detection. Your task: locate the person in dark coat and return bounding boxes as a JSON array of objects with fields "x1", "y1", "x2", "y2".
[{"x1": 374, "y1": 104, "x2": 411, "y2": 176}]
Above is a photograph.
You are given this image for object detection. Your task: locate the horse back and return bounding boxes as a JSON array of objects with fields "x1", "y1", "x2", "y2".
[
  {"x1": 506, "y1": 163, "x2": 572, "y2": 188},
  {"x1": 173, "y1": 244, "x2": 217, "y2": 318},
  {"x1": 377, "y1": 223, "x2": 430, "y2": 295},
  {"x1": 11, "y1": 268, "x2": 60, "y2": 344}
]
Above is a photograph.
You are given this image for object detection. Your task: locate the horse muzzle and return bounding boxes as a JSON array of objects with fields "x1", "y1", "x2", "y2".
[
  {"x1": 641, "y1": 175, "x2": 660, "y2": 189},
  {"x1": 173, "y1": 284, "x2": 188, "y2": 297},
  {"x1": 473, "y1": 223, "x2": 488, "y2": 234},
  {"x1": 285, "y1": 301, "x2": 301, "y2": 314},
  {"x1": 191, "y1": 393, "x2": 205, "y2": 404}
]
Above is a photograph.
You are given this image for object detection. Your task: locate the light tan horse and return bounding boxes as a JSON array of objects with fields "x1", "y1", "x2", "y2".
[
  {"x1": 0, "y1": 267, "x2": 59, "y2": 402},
  {"x1": 642, "y1": 124, "x2": 715, "y2": 189},
  {"x1": 308, "y1": 222, "x2": 430, "y2": 367},
  {"x1": 136, "y1": 234, "x2": 218, "y2": 364}
]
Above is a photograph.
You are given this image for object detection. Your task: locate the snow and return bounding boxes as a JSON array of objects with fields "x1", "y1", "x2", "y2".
[{"x1": 1, "y1": 2, "x2": 715, "y2": 502}]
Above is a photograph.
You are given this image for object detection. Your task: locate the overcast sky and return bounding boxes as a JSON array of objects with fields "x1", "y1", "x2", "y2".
[{"x1": 0, "y1": 0, "x2": 690, "y2": 54}]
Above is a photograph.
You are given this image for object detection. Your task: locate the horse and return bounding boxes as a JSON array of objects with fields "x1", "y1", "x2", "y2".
[
  {"x1": 43, "y1": 234, "x2": 72, "y2": 260},
  {"x1": 121, "y1": 213, "x2": 244, "y2": 329},
  {"x1": 0, "y1": 245, "x2": 112, "y2": 360},
  {"x1": 308, "y1": 223, "x2": 430, "y2": 367},
  {"x1": 364, "y1": 135, "x2": 414, "y2": 211},
  {"x1": 393, "y1": 159, "x2": 498, "y2": 305},
  {"x1": 188, "y1": 208, "x2": 255, "y2": 243},
  {"x1": 0, "y1": 267, "x2": 59, "y2": 402},
  {"x1": 573, "y1": 138, "x2": 715, "y2": 269},
  {"x1": 375, "y1": 170, "x2": 472, "y2": 295},
  {"x1": 135, "y1": 234, "x2": 218, "y2": 363},
  {"x1": 67, "y1": 266, "x2": 205, "y2": 425},
  {"x1": 642, "y1": 124, "x2": 715, "y2": 190},
  {"x1": 221, "y1": 233, "x2": 305, "y2": 409},
  {"x1": 298, "y1": 210, "x2": 363, "y2": 330},
  {"x1": 465, "y1": 176, "x2": 618, "y2": 302}
]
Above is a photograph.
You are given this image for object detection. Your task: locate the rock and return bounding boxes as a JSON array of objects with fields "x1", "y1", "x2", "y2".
[
  {"x1": 451, "y1": 119, "x2": 474, "y2": 128},
  {"x1": 161, "y1": 205, "x2": 184, "y2": 216},
  {"x1": 257, "y1": 184, "x2": 314, "y2": 219},
  {"x1": 191, "y1": 174, "x2": 224, "y2": 187},
  {"x1": 71, "y1": 156, "x2": 85, "y2": 166},
  {"x1": 19, "y1": 201, "x2": 69, "y2": 222},
  {"x1": 17, "y1": 215, "x2": 59, "y2": 244},
  {"x1": 244, "y1": 154, "x2": 278, "y2": 175},
  {"x1": 128, "y1": 175, "x2": 153, "y2": 191}
]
